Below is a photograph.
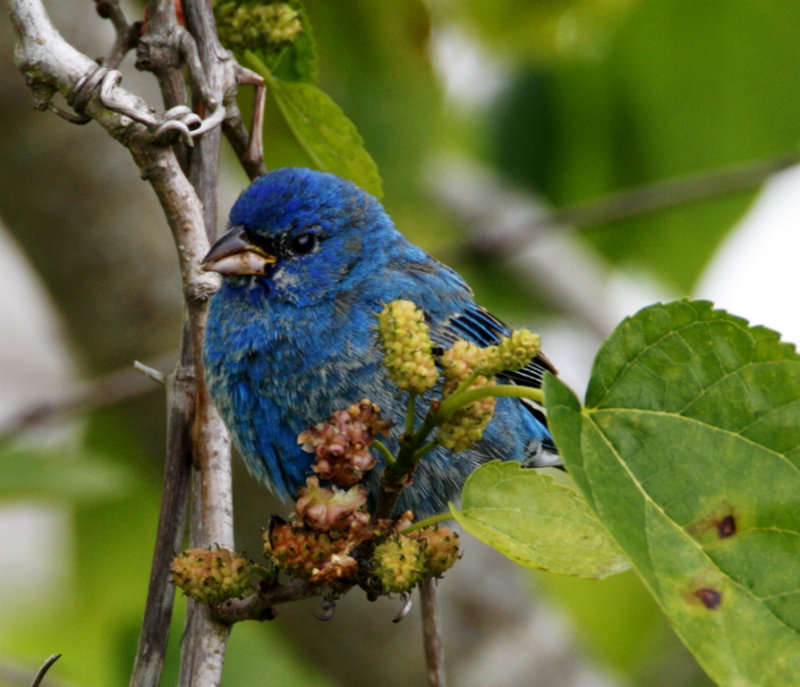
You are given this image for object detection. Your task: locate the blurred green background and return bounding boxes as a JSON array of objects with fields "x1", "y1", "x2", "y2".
[{"x1": 2, "y1": 1, "x2": 800, "y2": 685}]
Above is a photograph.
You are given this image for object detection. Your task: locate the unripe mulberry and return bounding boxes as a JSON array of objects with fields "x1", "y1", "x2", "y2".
[
  {"x1": 265, "y1": 522, "x2": 337, "y2": 579},
  {"x1": 478, "y1": 329, "x2": 542, "y2": 376},
  {"x1": 440, "y1": 340, "x2": 488, "y2": 386},
  {"x1": 413, "y1": 526, "x2": 460, "y2": 577},
  {"x1": 265, "y1": 522, "x2": 359, "y2": 583},
  {"x1": 170, "y1": 547, "x2": 252, "y2": 604},
  {"x1": 371, "y1": 535, "x2": 425, "y2": 593},
  {"x1": 436, "y1": 388, "x2": 496, "y2": 452},
  {"x1": 213, "y1": 2, "x2": 302, "y2": 54}
]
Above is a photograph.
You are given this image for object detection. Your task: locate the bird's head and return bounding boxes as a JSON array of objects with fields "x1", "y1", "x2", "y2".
[{"x1": 203, "y1": 168, "x2": 393, "y2": 305}]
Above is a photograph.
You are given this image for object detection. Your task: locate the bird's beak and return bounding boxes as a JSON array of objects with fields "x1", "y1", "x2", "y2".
[{"x1": 202, "y1": 226, "x2": 277, "y2": 276}]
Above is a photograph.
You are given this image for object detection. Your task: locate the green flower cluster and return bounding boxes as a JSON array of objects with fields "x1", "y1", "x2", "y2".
[
  {"x1": 170, "y1": 547, "x2": 253, "y2": 604},
  {"x1": 437, "y1": 341, "x2": 497, "y2": 451},
  {"x1": 478, "y1": 329, "x2": 541, "y2": 376},
  {"x1": 376, "y1": 300, "x2": 438, "y2": 394},
  {"x1": 213, "y1": 1, "x2": 301, "y2": 54},
  {"x1": 377, "y1": 299, "x2": 543, "y2": 454}
]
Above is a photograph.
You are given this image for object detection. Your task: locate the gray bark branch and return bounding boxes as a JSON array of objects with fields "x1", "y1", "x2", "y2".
[{"x1": 7, "y1": 2, "x2": 235, "y2": 686}]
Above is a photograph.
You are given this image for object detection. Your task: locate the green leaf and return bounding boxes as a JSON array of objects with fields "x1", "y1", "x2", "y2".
[
  {"x1": 0, "y1": 446, "x2": 141, "y2": 502},
  {"x1": 450, "y1": 460, "x2": 629, "y2": 578},
  {"x1": 247, "y1": 53, "x2": 383, "y2": 198},
  {"x1": 545, "y1": 299, "x2": 800, "y2": 686}
]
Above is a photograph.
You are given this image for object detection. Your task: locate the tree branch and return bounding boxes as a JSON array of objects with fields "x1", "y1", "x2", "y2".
[
  {"x1": 0, "y1": 354, "x2": 172, "y2": 441},
  {"x1": 7, "y1": 4, "x2": 233, "y2": 687},
  {"x1": 543, "y1": 153, "x2": 800, "y2": 231},
  {"x1": 211, "y1": 580, "x2": 337, "y2": 624},
  {"x1": 94, "y1": 0, "x2": 141, "y2": 69},
  {"x1": 175, "y1": 4, "x2": 237, "y2": 686},
  {"x1": 420, "y1": 579, "x2": 447, "y2": 687},
  {"x1": 29, "y1": 654, "x2": 61, "y2": 687}
]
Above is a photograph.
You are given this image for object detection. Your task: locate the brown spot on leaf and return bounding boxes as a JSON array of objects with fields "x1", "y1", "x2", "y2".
[
  {"x1": 716, "y1": 514, "x2": 736, "y2": 538},
  {"x1": 694, "y1": 588, "x2": 722, "y2": 610},
  {"x1": 687, "y1": 501, "x2": 738, "y2": 542}
]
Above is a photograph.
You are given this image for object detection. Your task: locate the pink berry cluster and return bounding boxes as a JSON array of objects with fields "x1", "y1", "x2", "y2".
[
  {"x1": 265, "y1": 397, "x2": 460, "y2": 593},
  {"x1": 264, "y1": 475, "x2": 373, "y2": 584},
  {"x1": 268, "y1": 401, "x2": 392, "y2": 585},
  {"x1": 298, "y1": 399, "x2": 389, "y2": 486}
]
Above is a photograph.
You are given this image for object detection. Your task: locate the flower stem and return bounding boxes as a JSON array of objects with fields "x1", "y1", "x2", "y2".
[
  {"x1": 405, "y1": 392, "x2": 417, "y2": 437},
  {"x1": 372, "y1": 438, "x2": 396, "y2": 467},
  {"x1": 436, "y1": 384, "x2": 544, "y2": 424},
  {"x1": 401, "y1": 511, "x2": 453, "y2": 534},
  {"x1": 412, "y1": 440, "x2": 438, "y2": 463}
]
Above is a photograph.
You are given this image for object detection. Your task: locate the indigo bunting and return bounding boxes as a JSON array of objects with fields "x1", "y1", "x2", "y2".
[{"x1": 203, "y1": 168, "x2": 560, "y2": 516}]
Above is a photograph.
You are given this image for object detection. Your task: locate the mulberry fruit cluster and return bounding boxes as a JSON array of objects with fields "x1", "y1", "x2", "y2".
[
  {"x1": 170, "y1": 547, "x2": 253, "y2": 604},
  {"x1": 298, "y1": 399, "x2": 389, "y2": 486},
  {"x1": 370, "y1": 526, "x2": 460, "y2": 593},
  {"x1": 213, "y1": 1, "x2": 302, "y2": 54},
  {"x1": 265, "y1": 522, "x2": 359, "y2": 584}
]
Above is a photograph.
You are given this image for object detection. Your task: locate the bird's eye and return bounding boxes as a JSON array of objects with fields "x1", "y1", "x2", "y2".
[{"x1": 287, "y1": 232, "x2": 318, "y2": 255}]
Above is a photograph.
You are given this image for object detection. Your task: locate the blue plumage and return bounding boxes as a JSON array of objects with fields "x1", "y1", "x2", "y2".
[{"x1": 203, "y1": 168, "x2": 560, "y2": 516}]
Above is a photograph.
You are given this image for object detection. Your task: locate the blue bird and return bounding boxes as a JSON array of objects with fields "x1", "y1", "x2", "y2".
[{"x1": 202, "y1": 168, "x2": 561, "y2": 517}]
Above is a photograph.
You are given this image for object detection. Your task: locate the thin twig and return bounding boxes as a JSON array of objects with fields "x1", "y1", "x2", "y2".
[
  {"x1": 433, "y1": 153, "x2": 800, "y2": 339},
  {"x1": 223, "y1": 65, "x2": 267, "y2": 179},
  {"x1": 211, "y1": 580, "x2": 342, "y2": 624},
  {"x1": 29, "y1": 654, "x2": 60, "y2": 687},
  {"x1": 222, "y1": 102, "x2": 267, "y2": 180},
  {"x1": 129, "y1": 330, "x2": 194, "y2": 687},
  {"x1": 134, "y1": 360, "x2": 168, "y2": 386},
  {"x1": 420, "y1": 578, "x2": 447, "y2": 687},
  {"x1": 135, "y1": 0, "x2": 190, "y2": 170},
  {"x1": 0, "y1": 354, "x2": 173, "y2": 441},
  {"x1": 94, "y1": 0, "x2": 141, "y2": 69}
]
